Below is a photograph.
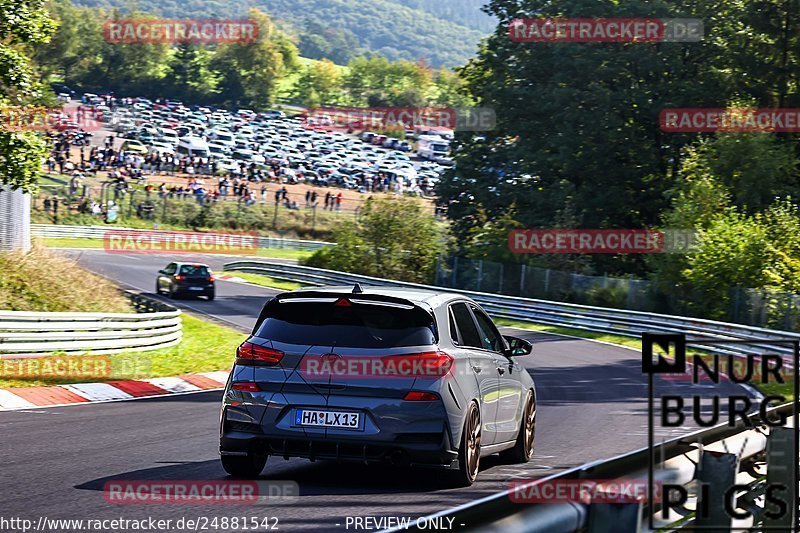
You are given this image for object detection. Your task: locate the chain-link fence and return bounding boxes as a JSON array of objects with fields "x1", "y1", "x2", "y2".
[{"x1": 435, "y1": 256, "x2": 800, "y2": 332}]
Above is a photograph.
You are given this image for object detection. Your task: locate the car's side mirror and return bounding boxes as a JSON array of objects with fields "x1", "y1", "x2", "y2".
[
  {"x1": 504, "y1": 336, "x2": 533, "y2": 357},
  {"x1": 157, "y1": 269, "x2": 165, "y2": 275}
]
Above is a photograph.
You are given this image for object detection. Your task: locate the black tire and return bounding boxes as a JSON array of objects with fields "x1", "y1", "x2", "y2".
[
  {"x1": 448, "y1": 401, "x2": 481, "y2": 487},
  {"x1": 155, "y1": 282, "x2": 161, "y2": 295},
  {"x1": 220, "y1": 453, "x2": 268, "y2": 478},
  {"x1": 168, "y1": 285, "x2": 178, "y2": 299},
  {"x1": 500, "y1": 390, "x2": 536, "y2": 464},
  {"x1": 207, "y1": 291, "x2": 215, "y2": 301}
]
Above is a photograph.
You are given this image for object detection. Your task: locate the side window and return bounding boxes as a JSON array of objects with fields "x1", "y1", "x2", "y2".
[
  {"x1": 164, "y1": 263, "x2": 177, "y2": 274},
  {"x1": 451, "y1": 303, "x2": 482, "y2": 348},
  {"x1": 448, "y1": 308, "x2": 460, "y2": 344},
  {"x1": 471, "y1": 306, "x2": 505, "y2": 353}
]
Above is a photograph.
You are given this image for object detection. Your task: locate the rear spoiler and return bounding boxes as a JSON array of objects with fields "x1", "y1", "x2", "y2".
[{"x1": 251, "y1": 291, "x2": 434, "y2": 335}]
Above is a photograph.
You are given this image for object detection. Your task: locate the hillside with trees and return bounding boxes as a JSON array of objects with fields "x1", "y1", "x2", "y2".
[{"x1": 71, "y1": 0, "x2": 492, "y2": 67}]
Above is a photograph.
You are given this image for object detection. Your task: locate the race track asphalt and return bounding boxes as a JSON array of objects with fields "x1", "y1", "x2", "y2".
[{"x1": 0, "y1": 249, "x2": 746, "y2": 531}]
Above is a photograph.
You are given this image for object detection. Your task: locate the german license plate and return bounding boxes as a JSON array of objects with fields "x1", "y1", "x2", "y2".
[
  {"x1": 189, "y1": 287, "x2": 204, "y2": 291},
  {"x1": 295, "y1": 409, "x2": 362, "y2": 429}
]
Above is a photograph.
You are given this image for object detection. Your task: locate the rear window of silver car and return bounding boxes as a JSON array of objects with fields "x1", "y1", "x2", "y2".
[{"x1": 255, "y1": 301, "x2": 436, "y2": 348}]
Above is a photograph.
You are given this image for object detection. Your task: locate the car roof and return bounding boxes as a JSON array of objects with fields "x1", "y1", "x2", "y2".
[
  {"x1": 173, "y1": 262, "x2": 210, "y2": 267},
  {"x1": 288, "y1": 285, "x2": 468, "y2": 308}
]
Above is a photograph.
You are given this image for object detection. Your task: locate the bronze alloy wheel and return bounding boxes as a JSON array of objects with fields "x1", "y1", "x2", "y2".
[
  {"x1": 523, "y1": 392, "x2": 536, "y2": 459},
  {"x1": 465, "y1": 402, "x2": 481, "y2": 481}
]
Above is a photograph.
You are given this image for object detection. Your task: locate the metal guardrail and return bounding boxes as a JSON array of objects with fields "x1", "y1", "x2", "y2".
[
  {"x1": 0, "y1": 292, "x2": 182, "y2": 357},
  {"x1": 31, "y1": 224, "x2": 334, "y2": 252},
  {"x1": 222, "y1": 260, "x2": 800, "y2": 359},
  {"x1": 390, "y1": 402, "x2": 798, "y2": 532}
]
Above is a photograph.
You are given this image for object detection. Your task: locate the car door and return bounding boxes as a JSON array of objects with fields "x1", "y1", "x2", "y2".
[
  {"x1": 470, "y1": 305, "x2": 525, "y2": 444},
  {"x1": 450, "y1": 302, "x2": 499, "y2": 446},
  {"x1": 159, "y1": 263, "x2": 177, "y2": 291}
]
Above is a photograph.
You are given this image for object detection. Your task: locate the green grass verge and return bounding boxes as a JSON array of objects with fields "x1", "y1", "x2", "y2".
[
  {"x1": 494, "y1": 317, "x2": 641, "y2": 350},
  {"x1": 0, "y1": 314, "x2": 243, "y2": 388},
  {"x1": 39, "y1": 237, "x2": 314, "y2": 261},
  {"x1": 224, "y1": 271, "x2": 304, "y2": 291},
  {"x1": 496, "y1": 318, "x2": 796, "y2": 401}
]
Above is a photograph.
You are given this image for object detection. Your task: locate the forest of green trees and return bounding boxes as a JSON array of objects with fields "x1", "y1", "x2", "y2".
[{"x1": 72, "y1": 0, "x2": 491, "y2": 66}]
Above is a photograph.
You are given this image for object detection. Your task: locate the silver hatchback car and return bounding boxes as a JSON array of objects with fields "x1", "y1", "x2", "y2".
[{"x1": 219, "y1": 285, "x2": 536, "y2": 486}]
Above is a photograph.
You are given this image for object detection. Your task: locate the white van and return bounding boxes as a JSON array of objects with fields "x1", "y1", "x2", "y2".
[
  {"x1": 417, "y1": 135, "x2": 450, "y2": 160},
  {"x1": 176, "y1": 136, "x2": 210, "y2": 158}
]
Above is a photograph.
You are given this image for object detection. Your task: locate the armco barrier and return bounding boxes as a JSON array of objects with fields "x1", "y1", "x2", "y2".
[
  {"x1": 222, "y1": 260, "x2": 800, "y2": 358},
  {"x1": 387, "y1": 402, "x2": 799, "y2": 532},
  {"x1": 0, "y1": 292, "x2": 182, "y2": 357},
  {"x1": 31, "y1": 224, "x2": 334, "y2": 252}
]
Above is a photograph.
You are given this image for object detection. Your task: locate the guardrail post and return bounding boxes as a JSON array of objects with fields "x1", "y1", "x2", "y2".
[
  {"x1": 763, "y1": 426, "x2": 797, "y2": 530},
  {"x1": 695, "y1": 451, "x2": 738, "y2": 531},
  {"x1": 587, "y1": 501, "x2": 642, "y2": 533}
]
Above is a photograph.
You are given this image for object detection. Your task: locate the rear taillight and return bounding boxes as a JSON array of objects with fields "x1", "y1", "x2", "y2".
[
  {"x1": 236, "y1": 341, "x2": 284, "y2": 365},
  {"x1": 231, "y1": 382, "x2": 260, "y2": 392},
  {"x1": 208, "y1": 275, "x2": 215, "y2": 282},
  {"x1": 404, "y1": 391, "x2": 439, "y2": 401},
  {"x1": 174, "y1": 275, "x2": 184, "y2": 280}
]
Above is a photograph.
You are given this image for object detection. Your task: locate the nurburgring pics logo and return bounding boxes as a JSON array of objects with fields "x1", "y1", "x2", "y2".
[
  {"x1": 508, "y1": 229, "x2": 697, "y2": 254},
  {"x1": 103, "y1": 19, "x2": 259, "y2": 44},
  {"x1": 661, "y1": 108, "x2": 800, "y2": 132},
  {"x1": 509, "y1": 18, "x2": 703, "y2": 43},
  {"x1": 304, "y1": 106, "x2": 496, "y2": 132},
  {"x1": 103, "y1": 230, "x2": 259, "y2": 255},
  {"x1": 643, "y1": 333, "x2": 799, "y2": 529}
]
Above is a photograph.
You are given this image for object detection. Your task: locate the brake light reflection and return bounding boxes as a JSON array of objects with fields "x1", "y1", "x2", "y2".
[
  {"x1": 403, "y1": 391, "x2": 439, "y2": 401},
  {"x1": 231, "y1": 382, "x2": 260, "y2": 392}
]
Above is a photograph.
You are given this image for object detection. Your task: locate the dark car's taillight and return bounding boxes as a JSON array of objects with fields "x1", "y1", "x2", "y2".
[{"x1": 236, "y1": 340, "x2": 284, "y2": 366}]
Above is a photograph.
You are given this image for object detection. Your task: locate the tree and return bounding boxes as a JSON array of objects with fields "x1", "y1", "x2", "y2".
[
  {"x1": 213, "y1": 9, "x2": 299, "y2": 109},
  {"x1": 304, "y1": 197, "x2": 443, "y2": 283},
  {"x1": 166, "y1": 44, "x2": 220, "y2": 102},
  {"x1": 0, "y1": 0, "x2": 56, "y2": 192},
  {"x1": 292, "y1": 59, "x2": 341, "y2": 107}
]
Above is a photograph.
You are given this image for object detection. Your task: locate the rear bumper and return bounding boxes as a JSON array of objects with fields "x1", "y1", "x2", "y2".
[{"x1": 220, "y1": 430, "x2": 457, "y2": 468}]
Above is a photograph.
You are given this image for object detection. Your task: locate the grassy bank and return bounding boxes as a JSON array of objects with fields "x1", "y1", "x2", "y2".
[
  {"x1": 38, "y1": 237, "x2": 314, "y2": 261},
  {"x1": 224, "y1": 271, "x2": 304, "y2": 291},
  {"x1": 0, "y1": 246, "x2": 131, "y2": 312},
  {"x1": 0, "y1": 313, "x2": 243, "y2": 388}
]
